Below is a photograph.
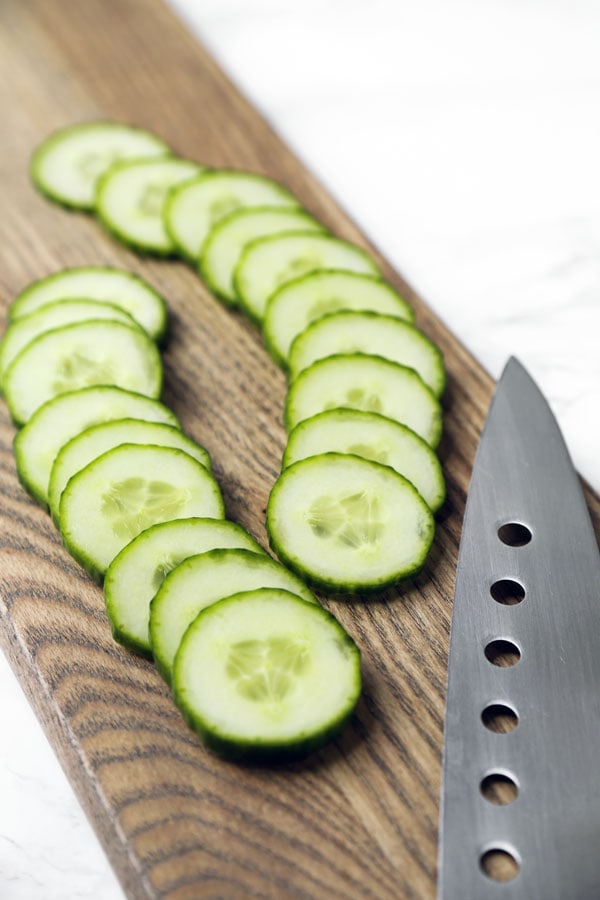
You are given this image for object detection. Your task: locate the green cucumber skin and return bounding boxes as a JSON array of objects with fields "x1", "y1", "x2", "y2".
[
  {"x1": 3, "y1": 319, "x2": 164, "y2": 428},
  {"x1": 9, "y1": 266, "x2": 169, "y2": 345},
  {"x1": 164, "y1": 170, "x2": 300, "y2": 264},
  {"x1": 163, "y1": 207, "x2": 198, "y2": 266},
  {"x1": 59, "y1": 445, "x2": 225, "y2": 585},
  {"x1": 149, "y1": 547, "x2": 318, "y2": 686},
  {"x1": 95, "y1": 158, "x2": 200, "y2": 257},
  {"x1": 177, "y1": 692, "x2": 358, "y2": 764},
  {"x1": 12, "y1": 386, "x2": 180, "y2": 511},
  {"x1": 172, "y1": 589, "x2": 362, "y2": 763},
  {"x1": 30, "y1": 122, "x2": 171, "y2": 212},
  {"x1": 233, "y1": 232, "x2": 380, "y2": 327},
  {"x1": 266, "y1": 452, "x2": 436, "y2": 595},
  {"x1": 198, "y1": 206, "x2": 325, "y2": 305},
  {"x1": 108, "y1": 622, "x2": 154, "y2": 659},
  {"x1": 13, "y1": 443, "x2": 50, "y2": 509},
  {"x1": 48, "y1": 419, "x2": 211, "y2": 526},
  {"x1": 283, "y1": 353, "x2": 443, "y2": 448},
  {"x1": 63, "y1": 539, "x2": 108, "y2": 586},
  {"x1": 0, "y1": 300, "x2": 143, "y2": 390},
  {"x1": 266, "y1": 521, "x2": 431, "y2": 597},
  {"x1": 96, "y1": 209, "x2": 179, "y2": 258},
  {"x1": 287, "y1": 309, "x2": 447, "y2": 398},
  {"x1": 104, "y1": 518, "x2": 267, "y2": 657},
  {"x1": 267, "y1": 525, "x2": 429, "y2": 596},
  {"x1": 262, "y1": 270, "x2": 415, "y2": 371},
  {"x1": 281, "y1": 408, "x2": 447, "y2": 514}
]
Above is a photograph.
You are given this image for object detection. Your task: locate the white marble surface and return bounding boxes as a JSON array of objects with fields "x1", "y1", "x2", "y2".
[{"x1": 2, "y1": 1, "x2": 600, "y2": 897}]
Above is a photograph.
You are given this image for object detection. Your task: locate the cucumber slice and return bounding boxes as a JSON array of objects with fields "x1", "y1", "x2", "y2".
[
  {"x1": 96, "y1": 157, "x2": 201, "y2": 254},
  {"x1": 14, "y1": 386, "x2": 179, "y2": 508},
  {"x1": 9, "y1": 267, "x2": 168, "y2": 343},
  {"x1": 288, "y1": 311, "x2": 446, "y2": 397},
  {"x1": 0, "y1": 299, "x2": 139, "y2": 387},
  {"x1": 48, "y1": 419, "x2": 211, "y2": 525},
  {"x1": 234, "y1": 233, "x2": 380, "y2": 324},
  {"x1": 283, "y1": 409, "x2": 446, "y2": 512},
  {"x1": 30, "y1": 121, "x2": 170, "y2": 210},
  {"x1": 267, "y1": 453, "x2": 435, "y2": 593},
  {"x1": 3, "y1": 319, "x2": 163, "y2": 426},
  {"x1": 284, "y1": 354, "x2": 442, "y2": 447},
  {"x1": 164, "y1": 170, "x2": 299, "y2": 262},
  {"x1": 104, "y1": 518, "x2": 266, "y2": 657},
  {"x1": 173, "y1": 587, "x2": 361, "y2": 762},
  {"x1": 60, "y1": 444, "x2": 225, "y2": 583},
  {"x1": 263, "y1": 270, "x2": 414, "y2": 368},
  {"x1": 149, "y1": 547, "x2": 318, "y2": 684},
  {"x1": 199, "y1": 206, "x2": 325, "y2": 305}
]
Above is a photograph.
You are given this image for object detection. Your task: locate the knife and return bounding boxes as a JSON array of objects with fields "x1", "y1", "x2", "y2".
[{"x1": 437, "y1": 356, "x2": 600, "y2": 899}]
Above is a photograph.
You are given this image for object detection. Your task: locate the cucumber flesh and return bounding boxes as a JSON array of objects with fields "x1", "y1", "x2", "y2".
[
  {"x1": 263, "y1": 269, "x2": 414, "y2": 368},
  {"x1": 96, "y1": 157, "x2": 201, "y2": 254},
  {"x1": 59, "y1": 444, "x2": 225, "y2": 583},
  {"x1": 234, "y1": 232, "x2": 380, "y2": 324},
  {"x1": 14, "y1": 386, "x2": 179, "y2": 508},
  {"x1": 104, "y1": 518, "x2": 266, "y2": 657},
  {"x1": 284, "y1": 353, "x2": 442, "y2": 447},
  {"x1": 30, "y1": 121, "x2": 170, "y2": 210},
  {"x1": 173, "y1": 587, "x2": 361, "y2": 762},
  {"x1": 288, "y1": 310, "x2": 446, "y2": 397},
  {"x1": 199, "y1": 206, "x2": 325, "y2": 305},
  {"x1": 283, "y1": 409, "x2": 446, "y2": 512},
  {"x1": 48, "y1": 419, "x2": 211, "y2": 524},
  {"x1": 164, "y1": 170, "x2": 300, "y2": 262},
  {"x1": 267, "y1": 453, "x2": 435, "y2": 593},
  {"x1": 3, "y1": 319, "x2": 163, "y2": 425},
  {"x1": 149, "y1": 547, "x2": 318, "y2": 684},
  {"x1": 8, "y1": 267, "x2": 168, "y2": 342},
  {"x1": 0, "y1": 299, "x2": 139, "y2": 387}
]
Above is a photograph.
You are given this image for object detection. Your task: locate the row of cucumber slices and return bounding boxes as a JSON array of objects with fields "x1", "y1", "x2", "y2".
[
  {"x1": 1, "y1": 261, "x2": 361, "y2": 761},
  {"x1": 30, "y1": 119, "x2": 447, "y2": 595}
]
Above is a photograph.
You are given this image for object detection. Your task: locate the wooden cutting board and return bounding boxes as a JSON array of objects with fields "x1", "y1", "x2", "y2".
[{"x1": 1, "y1": 1, "x2": 598, "y2": 897}]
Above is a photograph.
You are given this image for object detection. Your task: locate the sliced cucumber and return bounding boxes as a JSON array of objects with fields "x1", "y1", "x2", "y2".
[
  {"x1": 3, "y1": 319, "x2": 163, "y2": 426},
  {"x1": 288, "y1": 311, "x2": 446, "y2": 397},
  {"x1": 284, "y1": 353, "x2": 442, "y2": 447},
  {"x1": 164, "y1": 170, "x2": 299, "y2": 262},
  {"x1": 104, "y1": 518, "x2": 266, "y2": 657},
  {"x1": 283, "y1": 409, "x2": 446, "y2": 512},
  {"x1": 48, "y1": 419, "x2": 211, "y2": 525},
  {"x1": 96, "y1": 157, "x2": 201, "y2": 254},
  {"x1": 267, "y1": 453, "x2": 435, "y2": 593},
  {"x1": 0, "y1": 299, "x2": 139, "y2": 387},
  {"x1": 199, "y1": 207, "x2": 325, "y2": 305},
  {"x1": 150, "y1": 547, "x2": 318, "y2": 684},
  {"x1": 14, "y1": 386, "x2": 179, "y2": 508},
  {"x1": 263, "y1": 270, "x2": 414, "y2": 368},
  {"x1": 60, "y1": 444, "x2": 224, "y2": 583},
  {"x1": 8, "y1": 267, "x2": 168, "y2": 343},
  {"x1": 30, "y1": 121, "x2": 170, "y2": 210},
  {"x1": 234, "y1": 233, "x2": 380, "y2": 324},
  {"x1": 173, "y1": 587, "x2": 361, "y2": 761}
]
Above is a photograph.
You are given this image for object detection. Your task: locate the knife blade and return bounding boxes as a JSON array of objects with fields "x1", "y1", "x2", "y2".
[{"x1": 437, "y1": 356, "x2": 600, "y2": 899}]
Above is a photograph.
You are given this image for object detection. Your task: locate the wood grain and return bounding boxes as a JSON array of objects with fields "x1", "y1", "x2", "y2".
[{"x1": 0, "y1": 1, "x2": 598, "y2": 898}]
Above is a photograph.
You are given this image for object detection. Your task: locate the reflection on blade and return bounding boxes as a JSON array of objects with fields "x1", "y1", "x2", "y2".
[{"x1": 438, "y1": 357, "x2": 600, "y2": 900}]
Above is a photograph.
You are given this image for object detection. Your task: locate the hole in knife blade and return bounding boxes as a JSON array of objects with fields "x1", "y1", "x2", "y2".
[
  {"x1": 498, "y1": 522, "x2": 532, "y2": 547},
  {"x1": 484, "y1": 639, "x2": 521, "y2": 667},
  {"x1": 490, "y1": 579, "x2": 525, "y2": 606},
  {"x1": 480, "y1": 771, "x2": 519, "y2": 805},
  {"x1": 480, "y1": 847, "x2": 520, "y2": 882},
  {"x1": 481, "y1": 703, "x2": 518, "y2": 734}
]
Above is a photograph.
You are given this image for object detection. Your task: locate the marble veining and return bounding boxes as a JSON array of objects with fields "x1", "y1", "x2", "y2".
[{"x1": 2, "y1": 1, "x2": 599, "y2": 897}]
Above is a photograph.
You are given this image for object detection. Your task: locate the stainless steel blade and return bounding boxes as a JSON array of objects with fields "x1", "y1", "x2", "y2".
[{"x1": 438, "y1": 356, "x2": 600, "y2": 900}]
